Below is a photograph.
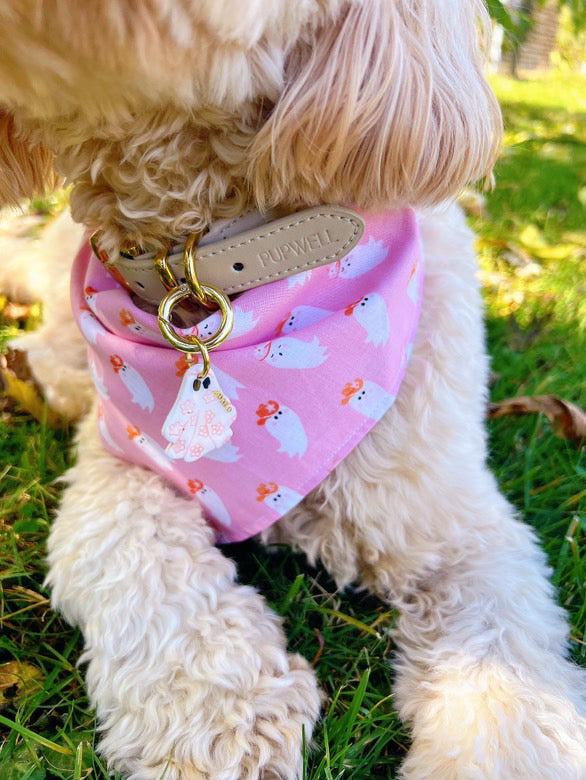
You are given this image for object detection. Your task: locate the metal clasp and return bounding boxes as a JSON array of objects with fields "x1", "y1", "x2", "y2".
[{"x1": 155, "y1": 235, "x2": 234, "y2": 380}]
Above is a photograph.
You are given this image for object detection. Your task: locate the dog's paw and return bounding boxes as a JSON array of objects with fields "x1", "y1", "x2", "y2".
[
  {"x1": 99, "y1": 652, "x2": 320, "y2": 780},
  {"x1": 398, "y1": 660, "x2": 586, "y2": 780}
]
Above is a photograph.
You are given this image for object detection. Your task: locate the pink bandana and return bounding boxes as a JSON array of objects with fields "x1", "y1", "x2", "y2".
[{"x1": 72, "y1": 208, "x2": 423, "y2": 542}]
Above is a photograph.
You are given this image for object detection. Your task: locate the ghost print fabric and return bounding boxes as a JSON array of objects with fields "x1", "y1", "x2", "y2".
[{"x1": 72, "y1": 208, "x2": 423, "y2": 542}]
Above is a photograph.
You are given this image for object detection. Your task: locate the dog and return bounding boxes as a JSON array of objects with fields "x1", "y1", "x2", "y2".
[{"x1": 1, "y1": 1, "x2": 585, "y2": 777}]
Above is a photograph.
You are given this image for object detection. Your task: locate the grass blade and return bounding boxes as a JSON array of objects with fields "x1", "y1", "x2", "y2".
[
  {"x1": 316, "y1": 607, "x2": 381, "y2": 638},
  {"x1": 0, "y1": 713, "x2": 72, "y2": 755}
]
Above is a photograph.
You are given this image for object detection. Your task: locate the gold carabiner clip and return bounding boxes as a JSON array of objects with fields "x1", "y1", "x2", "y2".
[
  {"x1": 155, "y1": 236, "x2": 234, "y2": 380},
  {"x1": 184, "y1": 234, "x2": 216, "y2": 311}
]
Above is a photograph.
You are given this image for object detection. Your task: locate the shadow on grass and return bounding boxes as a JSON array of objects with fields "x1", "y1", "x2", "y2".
[{"x1": 487, "y1": 100, "x2": 585, "y2": 237}]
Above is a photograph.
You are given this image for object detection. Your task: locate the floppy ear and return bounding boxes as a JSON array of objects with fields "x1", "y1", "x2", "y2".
[
  {"x1": 0, "y1": 108, "x2": 58, "y2": 206},
  {"x1": 249, "y1": 0, "x2": 502, "y2": 210}
]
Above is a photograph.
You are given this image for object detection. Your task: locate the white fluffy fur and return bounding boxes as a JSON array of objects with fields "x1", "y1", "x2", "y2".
[
  {"x1": 46, "y1": 406, "x2": 320, "y2": 779},
  {"x1": 1, "y1": 202, "x2": 583, "y2": 778},
  {"x1": 0, "y1": 208, "x2": 93, "y2": 418},
  {"x1": 1, "y1": 0, "x2": 585, "y2": 777}
]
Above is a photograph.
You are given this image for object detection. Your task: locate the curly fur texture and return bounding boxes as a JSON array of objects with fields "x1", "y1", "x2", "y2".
[
  {"x1": 1, "y1": 1, "x2": 585, "y2": 778},
  {"x1": 46, "y1": 409, "x2": 320, "y2": 779},
  {"x1": 0, "y1": 0, "x2": 499, "y2": 248}
]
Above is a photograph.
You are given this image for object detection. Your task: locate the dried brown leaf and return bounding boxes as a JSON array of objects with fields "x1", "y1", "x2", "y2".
[
  {"x1": 1, "y1": 348, "x2": 35, "y2": 382},
  {"x1": 0, "y1": 661, "x2": 43, "y2": 709},
  {"x1": 1, "y1": 301, "x2": 33, "y2": 320},
  {"x1": 488, "y1": 395, "x2": 586, "y2": 443},
  {"x1": 0, "y1": 349, "x2": 61, "y2": 426}
]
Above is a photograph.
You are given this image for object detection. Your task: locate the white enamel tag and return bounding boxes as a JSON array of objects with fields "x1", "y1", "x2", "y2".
[{"x1": 161, "y1": 364, "x2": 237, "y2": 461}]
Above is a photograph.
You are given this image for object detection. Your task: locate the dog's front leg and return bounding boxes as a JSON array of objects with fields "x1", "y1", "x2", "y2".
[
  {"x1": 269, "y1": 445, "x2": 586, "y2": 778},
  {"x1": 263, "y1": 204, "x2": 586, "y2": 778},
  {"x1": 47, "y1": 405, "x2": 320, "y2": 780},
  {"x1": 385, "y1": 477, "x2": 586, "y2": 780}
]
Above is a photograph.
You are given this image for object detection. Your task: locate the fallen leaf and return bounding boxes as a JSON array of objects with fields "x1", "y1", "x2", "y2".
[
  {"x1": 0, "y1": 302, "x2": 33, "y2": 321},
  {"x1": 517, "y1": 225, "x2": 580, "y2": 261},
  {"x1": 0, "y1": 349, "x2": 61, "y2": 427},
  {"x1": 530, "y1": 244, "x2": 581, "y2": 261},
  {"x1": 488, "y1": 395, "x2": 586, "y2": 443},
  {"x1": 1, "y1": 348, "x2": 35, "y2": 382},
  {"x1": 0, "y1": 661, "x2": 43, "y2": 709},
  {"x1": 519, "y1": 224, "x2": 547, "y2": 250}
]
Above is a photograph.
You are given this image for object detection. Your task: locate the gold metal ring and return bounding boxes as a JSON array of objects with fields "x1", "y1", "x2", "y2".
[
  {"x1": 154, "y1": 234, "x2": 234, "y2": 380},
  {"x1": 184, "y1": 235, "x2": 216, "y2": 310},
  {"x1": 158, "y1": 283, "x2": 234, "y2": 353},
  {"x1": 190, "y1": 341, "x2": 211, "y2": 380},
  {"x1": 154, "y1": 242, "x2": 178, "y2": 291}
]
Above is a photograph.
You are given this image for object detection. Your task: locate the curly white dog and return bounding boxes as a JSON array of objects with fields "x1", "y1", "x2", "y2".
[{"x1": 1, "y1": 1, "x2": 585, "y2": 778}]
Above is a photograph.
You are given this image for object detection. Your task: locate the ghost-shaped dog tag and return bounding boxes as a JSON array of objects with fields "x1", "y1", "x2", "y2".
[{"x1": 161, "y1": 363, "x2": 237, "y2": 462}]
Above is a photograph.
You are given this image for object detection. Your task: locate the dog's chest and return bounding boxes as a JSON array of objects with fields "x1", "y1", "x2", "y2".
[{"x1": 73, "y1": 209, "x2": 423, "y2": 542}]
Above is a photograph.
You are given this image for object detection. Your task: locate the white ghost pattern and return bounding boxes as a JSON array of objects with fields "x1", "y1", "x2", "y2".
[
  {"x1": 346, "y1": 293, "x2": 390, "y2": 346},
  {"x1": 214, "y1": 366, "x2": 244, "y2": 401},
  {"x1": 287, "y1": 270, "x2": 312, "y2": 288},
  {"x1": 128, "y1": 425, "x2": 173, "y2": 471},
  {"x1": 407, "y1": 263, "x2": 420, "y2": 303},
  {"x1": 97, "y1": 405, "x2": 121, "y2": 453},
  {"x1": 119, "y1": 308, "x2": 151, "y2": 336},
  {"x1": 162, "y1": 364, "x2": 236, "y2": 462},
  {"x1": 110, "y1": 355, "x2": 154, "y2": 411},
  {"x1": 256, "y1": 482, "x2": 303, "y2": 514},
  {"x1": 204, "y1": 441, "x2": 242, "y2": 463},
  {"x1": 329, "y1": 236, "x2": 389, "y2": 279},
  {"x1": 196, "y1": 305, "x2": 259, "y2": 341},
  {"x1": 256, "y1": 401, "x2": 307, "y2": 457},
  {"x1": 79, "y1": 309, "x2": 106, "y2": 345},
  {"x1": 254, "y1": 336, "x2": 327, "y2": 369},
  {"x1": 341, "y1": 378, "x2": 394, "y2": 420},
  {"x1": 276, "y1": 305, "x2": 332, "y2": 336},
  {"x1": 84, "y1": 286, "x2": 99, "y2": 315},
  {"x1": 189, "y1": 480, "x2": 232, "y2": 527},
  {"x1": 89, "y1": 354, "x2": 109, "y2": 399}
]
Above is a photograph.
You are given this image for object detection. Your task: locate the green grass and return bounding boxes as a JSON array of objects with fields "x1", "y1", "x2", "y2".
[{"x1": 1, "y1": 70, "x2": 585, "y2": 778}]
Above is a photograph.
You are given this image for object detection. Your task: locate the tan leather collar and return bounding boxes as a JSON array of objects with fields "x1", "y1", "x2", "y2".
[{"x1": 97, "y1": 206, "x2": 364, "y2": 305}]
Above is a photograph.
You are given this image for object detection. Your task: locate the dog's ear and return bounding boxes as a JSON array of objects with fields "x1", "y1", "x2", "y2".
[
  {"x1": 249, "y1": 0, "x2": 502, "y2": 210},
  {"x1": 0, "y1": 109, "x2": 57, "y2": 206}
]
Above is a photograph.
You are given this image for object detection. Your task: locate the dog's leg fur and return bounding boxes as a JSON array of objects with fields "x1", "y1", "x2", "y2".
[
  {"x1": 47, "y1": 405, "x2": 320, "y2": 780},
  {"x1": 0, "y1": 208, "x2": 92, "y2": 419},
  {"x1": 263, "y1": 203, "x2": 586, "y2": 778}
]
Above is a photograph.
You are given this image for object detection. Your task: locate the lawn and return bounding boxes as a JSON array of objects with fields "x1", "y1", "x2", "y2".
[{"x1": 0, "y1": 70, "x2": 585, "y2": 779}]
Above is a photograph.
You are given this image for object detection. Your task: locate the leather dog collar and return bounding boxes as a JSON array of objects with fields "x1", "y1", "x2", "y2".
[{"x1": 93, "y1": 206, "x2": 364, "y2": 305}]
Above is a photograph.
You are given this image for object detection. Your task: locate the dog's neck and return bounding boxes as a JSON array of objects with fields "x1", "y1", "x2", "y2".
[{"x1": 38, "y1": 103, "x2": 284, "y2": 255}]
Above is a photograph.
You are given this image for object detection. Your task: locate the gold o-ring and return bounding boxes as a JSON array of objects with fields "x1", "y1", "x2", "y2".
[{"x1": 157, "y1": 283, "x2": 234, "y2": 353}]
